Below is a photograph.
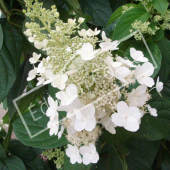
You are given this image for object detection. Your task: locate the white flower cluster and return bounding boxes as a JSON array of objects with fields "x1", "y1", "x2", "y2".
[{"x1": 24, "y1": 1, "x2": 163, "y2": 165}]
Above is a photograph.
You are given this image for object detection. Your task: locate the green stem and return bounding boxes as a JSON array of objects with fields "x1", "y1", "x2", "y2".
[
  {"x1": 3, "y1": 122, "x2": 13, "y2": 151},
  {"x1": 0, "y1": 0, "x2": 11, "y2": 16},
  {"x1": 37, "y1": 14, "x2": 63, "y2": 48}
]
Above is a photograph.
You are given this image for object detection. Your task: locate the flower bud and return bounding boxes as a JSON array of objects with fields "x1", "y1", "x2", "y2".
[
  {"x1": 68, "y1": 19, "x2": 76, "y2": 26},
  {"x1": 78, "y1": 17, "x2": 85, "y2": 24},
  {"x1": 54, "y1": 12, "x2": 59, "y2": 18}
]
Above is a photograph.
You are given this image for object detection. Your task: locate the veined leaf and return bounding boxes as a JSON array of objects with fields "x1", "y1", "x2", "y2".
[
  {"x1": 0, "y1": 21, "x2": 22, "y2": 103},
  {"x1": 125, "y1": 138, "x2": 160, "y2": 170},
  {"x1": 135, "y1": 92, "x2": 170, "y2": 140},
  {"x1": 80, "y1": 0, "x2": 112, "y2": 26},
  {"x1": 107, "y1": 3, "x2": 137, "y2": 26},
  {"x1": 13, "y1": 108, "x2": 68, "y2": 149},
  {"x1": 157, "y1": 37, "x2": 170, "y2": 82},
  {"x1": 112, "y1": 7, "x2": 150, "y2": 40},
  {"x1": 0, "y1": 144, "x2": 7, "y2": 160},
  {"x1": 152, "y1": 0, "x2": 169, "y2": 13},
  {"x1": 0, "y1": 155, "x2": 26, "y2": 170},
  {"x1": 0, "y1": 25, "x2": 3, "y2": 50}
]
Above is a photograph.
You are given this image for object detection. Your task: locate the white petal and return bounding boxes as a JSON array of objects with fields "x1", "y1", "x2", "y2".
[
  {"x1": 106, "y1": 122, "x2": 116, "y2": 134},
  {"x1": 45, "y1": 69, "x2": 54, "y2": 80},
  {"x1": 83, "y1": 153, "x2": 91, "y2": 165},
  {"x1": 136, "y1": 85, "x2": 147, "y2": 93},
  {"x1": 74, "y1": 119, "x2": 86, "y2": 131},
  {"x1": 147, "y1": 105, "x2": 158, "y2": 117},
  {"x1": 49, "y1": 124, "x2": 59, "y2": 136},
  {"x1": 57, "y1": 98, "x2": 83, "y2": 112},
  {"x1": 79, "y1": 146, "x2": 90, "y2": 155},
  {"x1": 156, "y1": 77, "x2": 163, "y2": 93},
  {"x1": 36, "y1": 77, "x2": 45, "y2": 86},
  {"x1": 130, "y1": 48, "x2": 148, "y2": 62},
  {"x1": 81, "y1": 104, "x2": 95, "y2": 118},
  {"x1": 138, "y1": 76, "x2": 154, "y2": 87},
  {"x1": 78, "y1": 29, "x2": 87, "y2": 37},
  {"x1": 117, "y1": 101, "x2": 129, "y2": 115},
  {"x1": 48, "y1": 96, "x2": 58, "y2": 108},
  {"x1": 91, "y1": 153, "x2": 99, "y2": 163},
  {"x1": 66, "y1": 84, "x2": 77, "y2": 96},
  {"x1": 77, "y1": 155, "x2": 82, "y2": 164},
  {"x1": 117, "y1": 67, "x2": 130, "y2": 78},
  {"x1": 27, "y1": 69, "x2": 37, "y2": 81},
  {"x1": 58, "y1": 125, "x2": 64, "y2": 139},
  {"x1": 85, "y1": 117, "x2": 96, "y2": 131},
  {"x1": 24, "y1": 29, "x2": 32, "y2": 36},
  {"x1": 129, "y1": 107, "x2": 141, "y2": 120},
  {"x1": 143, "y1": 62, "x2": 154, "y2": 76},
  {"x1": 124, "y1": 117, "x2": 140, "y2": 132},
  {"x1": 89, "y1": 143, "x2": 96, "y2": 153},
  {"x1": 111, "y1": 113, "x2": 126, "y2": 127},
  {"x1": 102, "y1": 31, "x2": 111, "y2": 42},
  {"x1": 70, "y1": 155, "x2": 77, "y2": 164},
  {"x1": 56, "y1": 91, "x2": 69, "y2": 102}
]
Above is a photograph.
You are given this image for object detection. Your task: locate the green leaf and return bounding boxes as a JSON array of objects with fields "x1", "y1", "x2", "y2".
[
  {"x1": 13, "y1": 109, "x2": 68, "y2": 149},
  {"x1": 80, "y1": 0, "x2": 112, "y2": 26},
  {"x1": 125, "y1": 138, "x2": 160, "y2": 170},
  {"x1": 15, "y1": 86, "x2": 45, "y2": 115},
  {"x1": 3, "y1": 112, "x2": 9, "y2": 124},
  {"x1": 161, "y1": 149, "x2": 170, "y2": 170},
  {"x1": 152, "y1": 0, "x2": 169, "y2": 13},
  {"x1": 0, "y1": 144, "x2": 7, "y2": 160},
  {"x1": 0, "y1": 129, "x2": 6, "y2": 139},
  {"x1": 109, "y1": 0, "x2": 127, "y2": 12},
  {"x1": 90, "y1": 158, "x2": 107, "y2": 170},
  {"x1": 153, "y1": 28, "x2": 164, "y2": 42},
  {"x1": 62, "y1": 0, "x2": 84, "y2": 17},
  {"x1": 0, "y1": 25, "x2": 3, "y2": 51},
  {"x1": 107, "y1": 3, "x2": 137, "y2": 26},
  {"x1": 157, "y1": 37, "x2": 170, "y2": 82},
  {"x1": 162, "y1": 78, "x2": 170, "y2": 101},
  {"x1": 25, "y1": 158, "x2": 51, "y2": 170},
  {"x1": 108, "y1": 144, "x2": 128, "y2": 170},
  {"x1": 8, "y1": 140, "x2": 42, "y2": 162},
  {"x1": 8, "y1": 140, "x2": 50, "y2": 170},
  {"x1": 101, "y1": 127, "x2": 132, "y2": 145},
  {"x1": 0, "y1": 21, "x2": 22, "y2": 103},
  {"x1": 0, "y1": 155, "x2": 26, "y2": 170},
  {"x1": 112, "y1": 7, "x2": 150, "y2": 40},
  {"x1": 2, "y1": 98, "x2": 8, "y2": 111},
  {"x1": 135, "y1": 92, "x2": 170, "y2": 140},
  {"x1": 125, "y1": 41, "x2": 162, "y2": 78},
  {"x1": 7, "y1": 58, "x2": 32, "y2": 120}
]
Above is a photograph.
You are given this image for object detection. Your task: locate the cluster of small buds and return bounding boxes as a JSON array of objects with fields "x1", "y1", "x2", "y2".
[
  {"x1": 122, "y1": 5, "x2": 134, "y2": 14},
  {"x1": 43, "y1": 148, "x2": 64, "y2": 169},
  {"x1": 131, "y1": 20, "x2": 159, "y2": 40},
  {"x1": 159, "y1": 10, "x2": 170, "y2": 30},
  {"x1": 66, "y1": 126, "x2": 102, "y2": 147},
  {"x1": 136, "y1": 0, "x2": 152, "y2": 5},
  {"x1": 153, "y1": 15, "x2": 162, "y2": 22},
  {"x1": 24, "y1": 0, "x2": 164, "y2": 166}
]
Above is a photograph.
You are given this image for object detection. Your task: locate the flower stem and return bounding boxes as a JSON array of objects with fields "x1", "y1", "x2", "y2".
[
  {"x1": 3, "y1": 122, "x2": 13, "y2": 151},
  {"x1": 37, "y1": 14, "x2": 63, "y2": 48},
  {"x1": 0, "y1": 0, "x2": 11, "y2": 16}
]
